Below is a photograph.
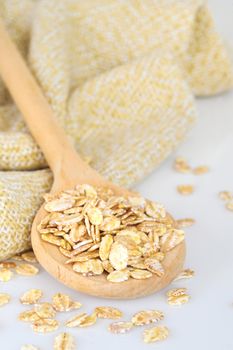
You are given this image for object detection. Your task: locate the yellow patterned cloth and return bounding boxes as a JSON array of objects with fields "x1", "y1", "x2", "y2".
[{"x1": 0, "y1": 0, "x2": 232, "y2": 260}]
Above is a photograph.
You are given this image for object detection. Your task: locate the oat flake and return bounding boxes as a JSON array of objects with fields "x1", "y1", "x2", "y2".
[
  {"x1": 177, "y1": 185, "x2": 194, "y2": 195},
  {"x1": 0, "y1": 261, "x2": 16, "y2": 269},
  {"x1": 176, "y1": 218, "x2": 195, "y2": 228},
  {"x1": 109, "y1": 242, "x2": 128, "y2": 271},
  {"x1": 0, "y1": 268, "x2": 13, "y2": 282},
  {"x1": 52, "y1": 293, "x2": 76, "y2": 312},
  {"x1": 66, "y1": 313, "x2": 87, "y2": 327},
  {"x1": 143, "y1": 325, "x2": 169, "y2": 343},
  {"x1": 168, "y1": 294, "x2": 190, "y2": 306},
  {"x1": 107, "y1": 270, "x2": 129, "y2": 283},
  {"x1": 108, "y1": 321, "x2": 133, "y2": 334},
  {"x1": 35, "y1": 302, "x2": 56, "y2": 319},
  {"x1": 95, "y1": 306, "x2": 122, "y2": 319},
  {"x1": 130, "y1": 269, "x2": 152, "y2": 280},
  {"x1": 78, "y1": 312, "x2": 97, "y2": 327},
  {"x1": 20, "y1": 289, "x2": 43, "y2": 305},
  {"x1": 174, "y1": 268, "x2": 195, "y2": 281},
  {"x1": 21, "y1": 251, "x2": 38, "y2": 263},
  {"x1": 19, "y1": 309, "x2": 41, "y2": 323},
  {"x1": 0, "y1": 293, "x2": 10, "y2": 306},
  {"x1": 15, "y1": 264, "x2": 39, "y2": 276},
  {"x1": 32, "y1": 318, "x2": 59, "y2": 333},
  {"x1": 53, "y1": 332, "x2": 76, "y2": 350},
  {"x1": 132, "y1": 310, "x2": 164, "y2": 326}
]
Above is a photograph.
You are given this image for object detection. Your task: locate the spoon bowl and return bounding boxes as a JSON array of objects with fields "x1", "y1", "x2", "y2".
[{"x1": 32, "y1": 211, "x2": 185, "y2": 299}]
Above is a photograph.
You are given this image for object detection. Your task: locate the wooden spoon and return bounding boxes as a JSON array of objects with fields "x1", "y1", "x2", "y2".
[{"x1": 0, "y1": 20, "x2": 185, "y2": 298}]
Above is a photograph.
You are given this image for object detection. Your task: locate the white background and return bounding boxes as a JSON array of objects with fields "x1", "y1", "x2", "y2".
[{"x1": 1, "y1": 1, "x2": 233, "y2": 349}]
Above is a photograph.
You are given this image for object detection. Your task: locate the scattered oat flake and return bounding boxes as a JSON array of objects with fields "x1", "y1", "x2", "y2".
[
  {"x1": 54, "y1": 332, "x2": 76, "y2": 350},
  {"x1": 176, "y1": 218, "x2": 195, "y2": 228},
  {"x1": 219, "y1": 191, "x2": 232, "y2": 201},
  {"x1": 0, "y1": 268, "x2": 13, "y2": 281},
  {"x1": 168, "y1": 294, "x2": 190, "y2": 306},
  {"x1": 19, "y1": 309, "x2": 41, "y2": 323},
  {"x1": 0, "y1": 293, "x2": 10, "y2": 306},
  {"x1": 108, "y1": 321, "x2": 133, "y2": 334},
  {"x1": 177, "y1": 185, "x2": 194, "y2": 195},
  {"x1": 143, "y1": 325, "x2": 169, "y2": 343},
  {"x1": 66, "y1": 313, "x2": 87, "y2": 327},
  {"x1": 226, "y1": 201, "x2": 233, "y2": 211},
  {"x1": 32, "y1": 318, "x2": 59, "y2": 333},
  {"x1": 107, "y1": 270, "x2": 129, "y2": 283},
  {"x1": 173, "y1": 157, "x2": 191, "y2": 173},
  {"x1": 20, "y1": 289, "x2": 43, "y2": 305},
  {"x1": 15, "y1": 264, "x2": 39, "y2": 276},
  {"x1": 21, "y1": 345, "x2": 39, "y2": 350},
  {"x1": 95, "y1": 306, "x2": 122, "y2": 319},
  {"x1": 193, "y1": 165, "x2": 209, "y2": 175},
  {"x1": 0, "y1": 261, "x2": 16, "y2": 269},
  {"x1": 52, "y1": 293, "x2": 74, "y2": 312},
  {"x1": 174, "y1": 268, "x2": 195, "y2": 281},
  {"x1": 78, "y1": 312, "x2": 97, "y2": 327},
  {"x1": 21, "y1": 251, "x2": 38, "y2": 263},
  {"x1": 35, "y1": 302, "x2": 56, "y2": 319},
  {"x1": 132, "y1": 310, "x2": 164, "y2": 326},
  {"x1": 70, "y1": 301, "x2": 82, "y2": 310},
  {"x1": 167, "y1": 288, "x2": 190, "y2": 305},
  {"x1": 166, "y1": 288, "x2": 187, "y2": 297}
]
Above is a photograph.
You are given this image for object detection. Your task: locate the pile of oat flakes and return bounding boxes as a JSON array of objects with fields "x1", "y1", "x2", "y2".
[{"x1": 37, "y1": 184, "x2": 185, "y2": 282}]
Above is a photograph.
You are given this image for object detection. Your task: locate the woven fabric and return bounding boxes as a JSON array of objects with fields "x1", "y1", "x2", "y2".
[{"x1": 0, "y1": 0, "x2": 232, "y2": 260}]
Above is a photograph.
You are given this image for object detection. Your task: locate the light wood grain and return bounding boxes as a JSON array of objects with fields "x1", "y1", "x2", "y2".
[{"x1": 0, "y1": 19, "x2": 185, "y2": 298}]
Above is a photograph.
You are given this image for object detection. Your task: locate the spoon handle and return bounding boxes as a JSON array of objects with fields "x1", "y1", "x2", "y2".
[{"x1": 0, "y1": 19, "x2": 83, "y2": 173}]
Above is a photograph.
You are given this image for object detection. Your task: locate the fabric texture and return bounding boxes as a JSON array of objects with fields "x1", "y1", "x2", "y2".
[{"x1": 0, "y1": 0, "x2": 232, "y2": 260}]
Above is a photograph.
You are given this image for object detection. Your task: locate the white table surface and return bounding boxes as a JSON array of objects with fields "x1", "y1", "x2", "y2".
[{"x1": 1, "y1": 1, "x2": 233, "y2": 349}]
